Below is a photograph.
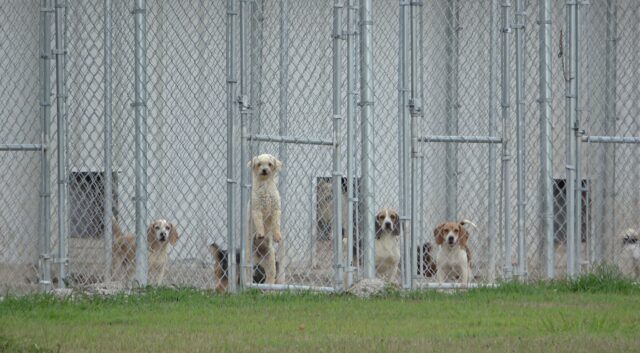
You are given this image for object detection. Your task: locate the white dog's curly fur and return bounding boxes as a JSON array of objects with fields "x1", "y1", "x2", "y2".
[{"x1": 246, "y1": 154, "x2": 283, "y2": 285}]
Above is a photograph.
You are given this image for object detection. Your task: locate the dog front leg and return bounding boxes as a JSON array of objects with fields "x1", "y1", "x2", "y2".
[
  {"x1": 265, "y1": 252, "x2": 277, "y2": 284},
  {"x1": 459, "y1": 265, "x2": 469, "y2": 285},
  {"x1": 272, "y1": 208, "x2": 282, "y2": 242},
  {"x1": 252, "y1": 209, "x2": 266, "y2": 238}
]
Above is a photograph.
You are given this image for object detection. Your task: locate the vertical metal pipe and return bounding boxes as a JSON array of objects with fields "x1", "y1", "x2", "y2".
[
  {"x1": 54, "y1": 0, "x2": 68, "y2": 288},
  {"x1": 133, "y1": 0, "x2": 148, "y2": 285},
  {"x1": 572, "y1": 1, "x2": 582, "y2": 274},
  {"x1": 359, "y1": 0, "x2": 375, "y2": 279},
  {"x1": 514, "y1": 0, "x2": 527, "y2": 279},
  {"x1": 103, "y1": 0, "x2": 114, "y2": 281},
  {"x1": 332, "y1": 0, "x2": 344, "y2": 290},
  {"x1": 398, "y1": 0, "x2": 410, "y2": 289},
  {"x1": 539, "y1": 0, "x2": 555, "y2": 279},
  {"x1": 487, "y1": 0, "x2": 498, "y2": 283},
  {"x1": 445, "y1": 0, "x2": 459, "y2": 220},
  {"x1": 239, "y1": 0, "x2": 250, "y2": 289},
  {"x1": 277, "y1": 0, "x2": 289, "y2": 286},
  {"x1": 345, "y1": 0, "x2": 356, "y2": 287},
  {"x1": 226, "y1": 0, "x2": 238, "y2": 293},
  {"x1": 599, "y1": 0, "x2": 617, "y2": 264},
  {"x1": 408, "y1": 0, "x2": 421, "y2": 290},
  {"x1": 416, "y1": 6, "x2": 425, "y2": 282},
  {"x1": 564, "y1": 0, "x2": 577, "y2": 277},
  {"x1": 500, "y1": 0, "x2": 513, "y2": 280},
  {"x1": 39, "y1": 0, "x2": 53, "y2": 291}
]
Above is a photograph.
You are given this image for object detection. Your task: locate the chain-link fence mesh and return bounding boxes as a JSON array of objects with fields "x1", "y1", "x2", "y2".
[{"x1": 3, "y1": 0, "x2": 640, "y2": 294}]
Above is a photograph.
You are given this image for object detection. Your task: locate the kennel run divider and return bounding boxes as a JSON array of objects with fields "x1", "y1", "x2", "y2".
[{"x1": 231, "y1": 0, "x2": 363, "y2": 293}]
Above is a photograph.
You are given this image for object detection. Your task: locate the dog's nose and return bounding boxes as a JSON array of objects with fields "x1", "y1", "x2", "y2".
[
  {"x1": 384, "y1": 221, "x2": 392, "y2": 229},
  {"x1": 159, "y1": 232, "x2": 167, "y2": 241},
  {"x1": 447, "y1": 236, "x2": 454, "y2": 244},
  {"x1": 261, "y1": 169, "x2": 268, "y2": 175}
]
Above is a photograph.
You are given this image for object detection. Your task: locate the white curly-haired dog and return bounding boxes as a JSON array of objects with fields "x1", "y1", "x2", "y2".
[
  {"x1": 617, "y1": 228, "x2": 640, "y2": 281},
  {"x1": 246, "y1": 154, "x2": 283, "y2": 285}
]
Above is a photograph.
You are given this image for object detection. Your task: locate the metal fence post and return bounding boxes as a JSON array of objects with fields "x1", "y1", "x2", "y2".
[
  {"x1": 487, "y1": 0, "x2": 498, "y2": 283},
  {"x1": 539, "y1": 0, "x2": 555, "y2": 279},
  {"x1": 239, "y1": 0, "x2": 250, "y2": 289},
  {"x1": 445, "y1": 0, "x2": 460, "y2": 220},
  {"x1": 226, "y1": 0, "x2": 238, "y2": 293},
  {"x1": 359, "y1": 0, "x2": 375, "y2": 279},
  {"x1": 398, "y1": 0, "x2": 410, "y2": 289},
  {"x1": 408, "y1": 0, "x2": 421, "y2": 290},
  {"x1": 39, "y1": 0, "x2": 53, "y2": 291},
  {"x1": 573, "y1": 0, "x2": 582, "y2": 275},
  {"x1": 103, "y1": 0, "x2": 114, "y2": 281},
  {"x1": 332, "y1": 0, "x2": 344, "y2": 291},
  {"x1": 514, "y1": 0, "x2": 527, "y2": 279},
  {"x1": 276, "y1": 0, "x2": 289, "y2": 286},
  {"x1": 565, "y1": 0, "x2": 578, "y2": 278},
  {"x1": 597, "y1": 0, "x2": 617, "y2": 265},
  {"x1": 54, "y1": 0, "x2": 68, "y2": 288},
  {"x1": 345, "y1": 0, "x2": 357, "y2": 287},
  {"x1": 500, "y1": 0, "x2": 513, "y2": 280},
  {"x1": 133, "y1": 0, "x2": 148, "y2": 286}
]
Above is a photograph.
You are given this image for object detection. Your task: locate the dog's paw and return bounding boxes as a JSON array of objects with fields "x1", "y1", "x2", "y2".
[
  {"x1": 255, "y1": 231, "x2": 265, "y2": 239},
  {"x1": 273, "y1": 230, "x2": 282, "y2": 243}
]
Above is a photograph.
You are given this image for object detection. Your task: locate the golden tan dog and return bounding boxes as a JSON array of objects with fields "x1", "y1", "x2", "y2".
[{"x1": 111, "y1": 217, "x2": 179, "y2": 285}]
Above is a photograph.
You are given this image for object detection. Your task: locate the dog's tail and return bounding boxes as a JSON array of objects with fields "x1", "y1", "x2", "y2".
[
  {"x1": 460, "y1": 219, "x2": 478, "y2": 229},
  {"x1": 112, "y1": 216, "x2": 125, "y2": 241}
]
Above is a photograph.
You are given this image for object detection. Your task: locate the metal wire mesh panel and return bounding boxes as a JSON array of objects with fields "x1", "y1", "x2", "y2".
[
  {"x1": 581, "y1": 0, "x2": 640, "y2": 280},
  {"x1": 415, "y1": 0, "x2": 501, "y2": 286},
  {"x1": 0, "y1": 1, "x2": 45, "y2": 293}
]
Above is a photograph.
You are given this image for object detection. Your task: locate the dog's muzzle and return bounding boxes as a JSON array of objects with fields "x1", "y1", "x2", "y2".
[
  {"x1": 384, "y1": 221, "x2": 393, "y2": 230},
  {"x1": 260, "y1": 169, "x2": 269, "y2": 176},
  {"x1": 447, "y1": 236, "x2": 455, "y2": 245},
  {"x1": 159, "y1": 233, "x2": 167, "y2": 242}
]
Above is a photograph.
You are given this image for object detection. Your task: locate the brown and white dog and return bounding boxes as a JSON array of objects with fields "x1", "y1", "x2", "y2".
[
  {"x1": 417, "y1": 241, "x2": 438, "y2": 278},
  {"x1": 433, "y1": 220, "x2": 473, "y2": 284},
  {"x1": 209, "y1": 243, "x2": 280, "y2": 293},
  {"x1": 617, "y1": 228, "x2": 640, "y2": 280},
  {"x1": 374, "y1": 208, "x2": 401, "y2": 283},
  {"x1": 247, "y1": 154, "x2": 283, "y2": 285},
  {"x1": 111, "y1": 217, "x2": 179, "y2": 286}
]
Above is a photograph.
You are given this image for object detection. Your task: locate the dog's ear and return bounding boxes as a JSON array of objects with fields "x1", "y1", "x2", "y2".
[
  {"x1": 433, "y1": 223, "x2": 445, "y2": 245},
  {"x1": 147, "y1": 221, "x2": 156, "y2": 245},
  {"x1": 169, "y1": 223, "x2": 179, "y2": 246},
  {"x1": 209, "y1": 243, "x2": 222, "y2": 261},
  {"x1": 458, "y1": 222, "x2": 469, "y2": 247},
  {"x1": 391, "y1": 210, "x2": 401, "y2": 236},
  {"x1": 247, "y1": 157, "x2": 257, "y2": 169},
  {"x1": 374, "y1": 213, "x2": 382, "y2": 240},
  {"x1": 272, "y1": 156, "x2": 283, "y2": 171}
]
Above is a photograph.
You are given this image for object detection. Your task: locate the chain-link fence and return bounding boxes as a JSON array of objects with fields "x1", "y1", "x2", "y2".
[{"x1": 2, "y1": 0, "x2": 640, "y2": 295}]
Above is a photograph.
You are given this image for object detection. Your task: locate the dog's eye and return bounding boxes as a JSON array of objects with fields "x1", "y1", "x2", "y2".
[
  {"x1": 268, "y1": 162, "x2": 273, "y2": 167},
  {"x1": 454, "y1": 229, "x2": 459, "y2": 233},
  {"x1": 165, "y1": 226, "x2": 170, "y2": 231}
]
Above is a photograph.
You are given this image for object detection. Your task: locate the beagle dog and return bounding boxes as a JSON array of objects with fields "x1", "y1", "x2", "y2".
[
  {"x1": 433, "y1": 220, "x2": 473, "y2": 284},
  {"x1": 617, "y1": 228, "x2": 640, "y2": 280},
  {"x1": 374, "y1": 208, "x2": 401, "y2": 283},
  {"x1": 111, "y1": 217, "x2": 179, "y2": 286}
]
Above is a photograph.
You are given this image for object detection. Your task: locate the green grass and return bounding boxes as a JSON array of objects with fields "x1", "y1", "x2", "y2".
[{"x1": 1, "y1": 270, "x2": 639, "y2": 353}]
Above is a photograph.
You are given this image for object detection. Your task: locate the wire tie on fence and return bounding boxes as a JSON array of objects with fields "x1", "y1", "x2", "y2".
[
  {"x1": 358, "y1": 101, "x2": 373, "y2": 107},
  {"x1": 130, "y1": 101, "x2": 146, "y2": 108},
  {"x1": 40, "y1": 6, "x2": 54, "y2": 13},
  {"x1": 501, "y1": 27, "x2": 512, "y2": 34},
  {"x1": 54, "y1": 1, "x2": 67, "y2": 9},
  {"x1": 536, "y1": 98, "x2": 551, "y2": 104},
  {"x1": 565, "y1": 164, "x2": 576, "y2": 171},
  {"x1": 131, "y1": 8, "x2": 146, "y2": 15},
  {"x1": 400, "y1": 0, "x2": 410, "y2": 6},
  {"x1": 536, "y1": 20, "x2": 551, "y2": 25},
  {"x1": 227, "y1": 10, "x2": 238, "y2": 16},
  {"x1": 226, "y1": 178, "x2": 238, "y2": 184},
  {"x1": 409, "y1": 0, "x2": 423, "y2": 6},
  {"x1": 52, "y1": 49, "x2": 67, "y2": 55}
]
